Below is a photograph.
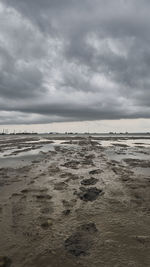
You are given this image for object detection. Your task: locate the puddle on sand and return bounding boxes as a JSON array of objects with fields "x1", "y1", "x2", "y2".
[
  {"x1": 0, "y1": 140, "x2": 78, "y2": 168},
  {"x1": 97, "y1": 139, "x2": 150, "y2": 147},
  {"x1": 105, "y1": 148, "x2": 150, "y2": 162},
  {"x1": 0, "y1": 143, "x2": 55, "y2": 158},
  {"x1": 0, "y1": 155, "x2": 41, "y2": 168},
  {"x1": 104, "y1": 144, "x2": 150, "y2": 176},
  {"x1": 133, "y1": 167, "x2": 150, "y2": 176},
  {"x1": 0, "y1": 144, "x2": 55, "y2": 168},
  {"x1": 24, "y1": 138, "x2": 51, "y2": 144}
]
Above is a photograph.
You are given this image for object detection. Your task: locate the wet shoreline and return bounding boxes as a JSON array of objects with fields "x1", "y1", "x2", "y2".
[{"x1": 0, "y1": 135, "x2": 150, "y2": 266}]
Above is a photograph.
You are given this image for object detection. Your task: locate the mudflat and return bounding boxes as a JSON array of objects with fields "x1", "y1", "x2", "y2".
[{"x1": 0, "y1": 134, "x2": 150, "y2": 267}]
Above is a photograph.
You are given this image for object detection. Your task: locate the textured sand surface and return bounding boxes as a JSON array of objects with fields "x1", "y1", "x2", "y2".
[{"x1": 0, "y1": 135, "x2": 150, "y2": 267}]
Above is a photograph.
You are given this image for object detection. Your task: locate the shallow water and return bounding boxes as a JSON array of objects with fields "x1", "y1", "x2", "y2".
[
  {"x1": 133, "y1": 167, "x2": 150, "y2": 176},
  {"x1": 0, "y1": 142, "x2": 55, "y2": 168},
  {"x1": 0, "y1": 155, "x2": 40, "y2": 168},
  {"x1": 0, "y1": 139, "x2": 79, "y2": 168},
  {"x1": 98, "y1": 139, "x2": 150, "y2": 147},
  {"x1": 105, "y1": 148, "x2": 150, "y2": 162}
]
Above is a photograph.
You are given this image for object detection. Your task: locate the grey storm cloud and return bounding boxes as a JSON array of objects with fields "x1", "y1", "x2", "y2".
[{"x1": 0, "y1": 0, "x2": 150, "y2": 124}]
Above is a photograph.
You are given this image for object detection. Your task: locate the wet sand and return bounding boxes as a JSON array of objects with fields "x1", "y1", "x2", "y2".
[{"x1": 0, "y1": 135, "x2": 150, "y2": 267}]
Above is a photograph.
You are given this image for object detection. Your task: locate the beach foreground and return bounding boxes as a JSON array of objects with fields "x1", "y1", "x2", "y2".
[{"x1": 0, "y1": 135, "x2": 150, "y2": 267}]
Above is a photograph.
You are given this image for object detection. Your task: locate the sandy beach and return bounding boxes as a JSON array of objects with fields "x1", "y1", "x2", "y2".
[{"x1": 0, "y1": 134, "x2": 150, "y2": 267}]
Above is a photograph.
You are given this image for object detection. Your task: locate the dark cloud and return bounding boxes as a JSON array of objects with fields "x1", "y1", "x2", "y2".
[{"x1": 0, "y1": 0, "x2": 150, "y2": 125}]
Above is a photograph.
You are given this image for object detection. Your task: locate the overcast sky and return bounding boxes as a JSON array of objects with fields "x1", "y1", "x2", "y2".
[{"x1": 0, "y1": 0, "x2": 150, "y2": 132}]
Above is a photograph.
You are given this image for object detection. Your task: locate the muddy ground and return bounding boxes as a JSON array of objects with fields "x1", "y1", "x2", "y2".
[{"x1": 0, "y1": 135, "x2": 150, "y2": 267}]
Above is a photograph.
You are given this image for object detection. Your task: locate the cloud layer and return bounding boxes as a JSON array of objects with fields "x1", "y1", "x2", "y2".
[{"x1": 0, "y1": 0, "x2": 150, "y2": 124}]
